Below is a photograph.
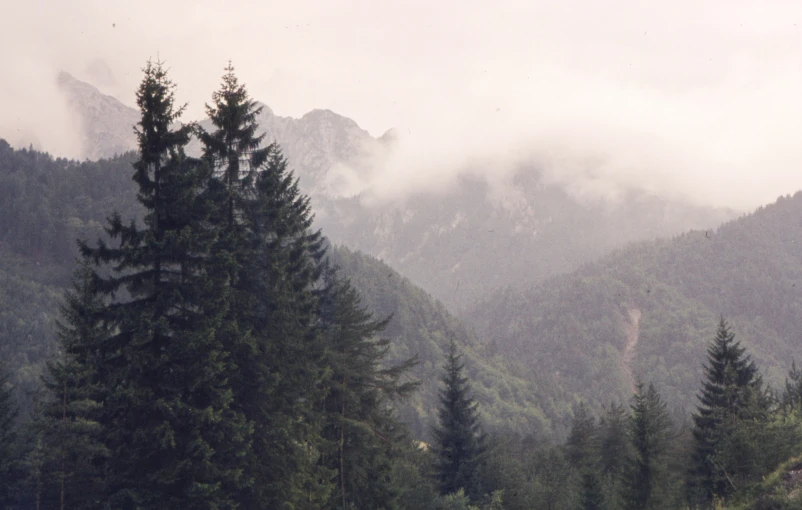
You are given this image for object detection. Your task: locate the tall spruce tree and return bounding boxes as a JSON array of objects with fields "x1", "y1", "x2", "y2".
[
  {"x1": 0, "y1": 362, "x2": 21, "y2": 507},
  {"x1": 689, "y1": 318, "x2": 766, "y2": 503},
  {"x1": 599, "y1": 403, "x2": 630, "y2": 477},
  {"x1": 433, "y1": 340, "x2": 486, "y2": 502},
  {"x1": 319, "y1": 270, "x2": 418, "y2": 510},
  {"x1": 598, "y1": 403, "x2": 631, "y2": 510},
  {"x1": 200, "y1": 64, "x2": 332, "y2": 508},
  {"x1": 625, "y1": 382, "x2": 671, "y2": 510},
  {"x1": 566, "y1": 403, "x2": 604, "y2": 510},
  {"x1": 65, "y1": 60, "x2": 250, "y2": 508},
  {"x1": 40, "y1": 261, "x2": 109, "y2": 508}
]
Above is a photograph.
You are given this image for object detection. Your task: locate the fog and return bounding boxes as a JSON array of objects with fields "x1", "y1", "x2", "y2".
[{"x1": 3, "y1": 0, "x2": 802, "y2": 209}]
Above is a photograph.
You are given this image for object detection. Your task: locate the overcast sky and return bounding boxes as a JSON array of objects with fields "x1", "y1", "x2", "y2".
[{"x1": 2, "y1": 0, "x2": 802, "y2": 209}]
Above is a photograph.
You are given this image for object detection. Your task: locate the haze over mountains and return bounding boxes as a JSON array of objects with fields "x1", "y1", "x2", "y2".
[{"x1": 46, "y1": 73, "x2": 737, "y2": 309}]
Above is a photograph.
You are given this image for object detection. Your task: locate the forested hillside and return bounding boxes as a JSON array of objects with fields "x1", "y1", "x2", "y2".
[
  {"x1": 467, "y1": 192, "x2": 802, "y2": 418},
  {"x1": 0, "y1": 138, "x2": 572, "y2": 442}
]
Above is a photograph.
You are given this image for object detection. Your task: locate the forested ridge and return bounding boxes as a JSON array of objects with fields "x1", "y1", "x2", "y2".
[
  {"x1": 3, "y1": 60, "x2": 802, "y2": 509},
  {"x1": 467, "y1": 191, "x2": 802, "y2": 423}
]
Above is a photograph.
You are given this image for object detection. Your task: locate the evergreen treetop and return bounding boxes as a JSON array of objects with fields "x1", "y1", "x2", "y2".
[{"x1": 433, "y1": 340, "x2": 486, "y2": 501}]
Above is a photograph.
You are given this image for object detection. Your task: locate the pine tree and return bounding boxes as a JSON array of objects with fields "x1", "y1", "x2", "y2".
[
  {"x1": 783, "y1": 360, "x2": 802, "y2": 411},
  {"x1": 0, "y1": 362, "x2": 21, "y2": 507},
  {"x1": 200, "y1": 64, "x2": 333, "y2": 508},
  {"x1": 689, "y1": 318, "x2": 766, "y2": 503},
  {"x1": 40, "y1": 261, "x2": 109, "y2": 508},
  {"x1": 319, "y1": 270, "x2": 418, "y2": 510},
  {"x1": 66, "y1": 59, "x2": 251, "y2": 508},
  {"x1": 625, "y1": 382, "x2": 671, "y2": 510},
  {"x1": 566, "y1": 403, "x2": 604, "y2": 510},
  {"x1": 598, "y1": 403, "x2": 631, "y2": 510},
  {"x1": 599, "y1": 403, "x2": 630, "y2": 477},
  {"x1": 433, "y1": 340, "x2": 486, "y2": 502},
  {"x1": 198, "y1": 61, "x2": 269, "y2": 229},
  {"x1": 566, "y1": 403, "x2": 598, "y2": 468}
]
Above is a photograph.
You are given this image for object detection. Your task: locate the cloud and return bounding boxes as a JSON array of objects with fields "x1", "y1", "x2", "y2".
[{"x1": 2, "y1": 0, "x2": 802, "y2": 208}]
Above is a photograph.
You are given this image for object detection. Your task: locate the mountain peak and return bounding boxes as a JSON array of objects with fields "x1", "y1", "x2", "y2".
[
  {"x1": 56, "y1": 70, "x2": 139, "y2": 160},
  {"x1": 301, "y1": 108, "x2": 369, "y2": 131},
  {"x1": 253, "y1": 101, "x2": 274, "y2": 118}
]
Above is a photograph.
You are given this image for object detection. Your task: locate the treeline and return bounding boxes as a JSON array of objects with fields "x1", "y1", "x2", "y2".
[
  {"x1": 0, "y1": 61, "x2": 487, "y2": 509},
  {"x1": 462, "y1": 319, "x2": 802, "y2": 509}
]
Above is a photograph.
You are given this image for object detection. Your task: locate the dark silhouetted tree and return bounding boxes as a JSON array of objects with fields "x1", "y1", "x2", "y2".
[{"x1": 432, "y1": 340, "x2": 486, "y2": 501}]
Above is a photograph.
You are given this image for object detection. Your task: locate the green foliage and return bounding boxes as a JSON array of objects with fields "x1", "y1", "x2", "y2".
[
  {"x1": 199, "y1": 63, "x2": 334, "y2": 509},
  {"x1": 433, "y1": 341, "x2": 487, "y2": 502},
  {"x1": 319, "y1": 270, "x2": 419, "y2": 510},
  {"x1": 0, "y1": 363, "x2": 23, "y2": 507},
  {"x1": 467, "y1": 192, "x2": 802, "y2": 438},
  {"x1": 625, "y1": 382, "x2": 672, "y2": 510},
  {"x1": 329, "y1": 246, "x2": 566, "y2": 440},
  {"x1": 59, "y1": 60, "x2": 252, "y2": 508},
  {"x1": 690, "y1": 319, "x2": 769, "y2": 503}
]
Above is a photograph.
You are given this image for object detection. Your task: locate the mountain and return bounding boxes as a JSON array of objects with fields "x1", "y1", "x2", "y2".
[
  {"x1": 319, "y1": 172, "x2": 734, "y2": 310},
  {"x1": 56, "y1": 74, "x2": 736, "y2": 311},
  {"x1": 57, "y1": 72, "x2": 140, "y2": 161},
  {"x1": 465, "y1": 192, "x2": 802, "y2": 418},
  {"x1": 0, "y1": 142, "x2": 567, "y2": 438},
  {"x1": 57, "y1": 73, "x2": 385, "y2": 198}
]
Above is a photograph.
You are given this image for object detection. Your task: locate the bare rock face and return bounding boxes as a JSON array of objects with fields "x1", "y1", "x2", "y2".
[
  {"x1": 57, "y1": 72, "x2": 139, "y2": 160},
  {"x1": 189, "y1": 104, "x2": 384, "y2": 199},
  {"x1": 58, "y1": 74, "x2": 385, "y2": 198}
]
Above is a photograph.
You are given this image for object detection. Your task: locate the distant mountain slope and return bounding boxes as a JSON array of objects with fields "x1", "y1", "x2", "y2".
[
  {"x1": 0, "y1": 143, "x2": 569, "y2": 437},
  {"x1": 328, "y1": 247, "x2": 572, "y2": 439},
  {"x1": 321, "y1": 173, "x2": 734, "y2": 310},
  {"x1": 56, "y1": 75, "x2": 736, "y2": 311},
  {"x1": 465, "y1": 192, "x2": 802, "y2": 416},
  {"x1": 57, "y1": 72, "x2": 140, "y2": 161}
]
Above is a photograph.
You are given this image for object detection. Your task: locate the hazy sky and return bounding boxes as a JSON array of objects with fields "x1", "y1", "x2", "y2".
[{"x1": 3, "y1": 0, "x2": 802, "y2": 209}]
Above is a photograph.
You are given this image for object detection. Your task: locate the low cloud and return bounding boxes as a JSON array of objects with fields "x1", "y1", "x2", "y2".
[{"x1": 3, "y1": 0, "x2": 802, "y2": 209}]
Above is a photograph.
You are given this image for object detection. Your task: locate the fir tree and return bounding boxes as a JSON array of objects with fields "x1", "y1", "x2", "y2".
[
  {"x1": 783, "y1": 360, "x2": 802, "y2": 411},
  {"x1": 599, "y1": 403, "x2": 630, "y2": 477},
  {"x1": 68, "y1": 60, "x2": 251, "y2": 508},
  {"x1": 566, "y1": 403, "x2": 604, "y2": 510},
  {"x1": 200, "y1": 65, "x2": 333, "y2": 508},
  {"x1": 40, "y1": 261, "x2": 109, "y2": 508},
  {"x1": 433, "y1": 340, "x2": 486, "y2": 502},
  {"x1": 689, "y1": 318, "x2": 766, "y2": 503},
  {"x1": 0, "y1": 362, "x2": 21, "y2": 507},
  {"x1": 566, "y1": 403, "x2": 598, "y2": 469},
  {"x1": 625, "y1": 382, "x2": 671, "y2": 510},
  {"x1": 319, "y1": 270, "x2": 418, "y2": 510},
  {"x1": 199, "y1": 61, "x2": 269, "y2": 228}
]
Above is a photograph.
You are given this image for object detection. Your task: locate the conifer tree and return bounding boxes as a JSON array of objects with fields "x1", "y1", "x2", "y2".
[
  {"x1": 566, "y1": 403, "x2": 604, "y2": 510},
  {"x1": 625, "y1": 382, "x2": 671, "y2": 510},
  {"x1": 40, "y1": 261, "x2": 109, "y2": 508},
  {"x1": 598, "y1": 403, "x2": 631, "y2": 510},
  {"x1": 319, "y1": 270, "x2": 418, "y2": 510},
  {"x1": 433, "y1": 340, "x2": 486, "y2": 502},
  {"x1": 0, "y1": 363, "x2": 21, "y2": 507},
  {"x1": 199, "y1": 61, "x2": 269, "y2": 229},
  {"x1": 783, "y1": 360, "x2": 802, "y2": 411},
  {"x1": 566, "y1": 403, "x2": 598, "y2": 468},
  {"x1": 689, "y1": 318, "x2": 766, "y2": 503},
  {"x1": 200, "y1": 64, "x2": 332, "y2": 508},
  {"x1": 67, "y1": 60, "x2": 251, "y2": 508},
  {"x1": 599, "y1": 403, "x2": 630, "y2": 476}
]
